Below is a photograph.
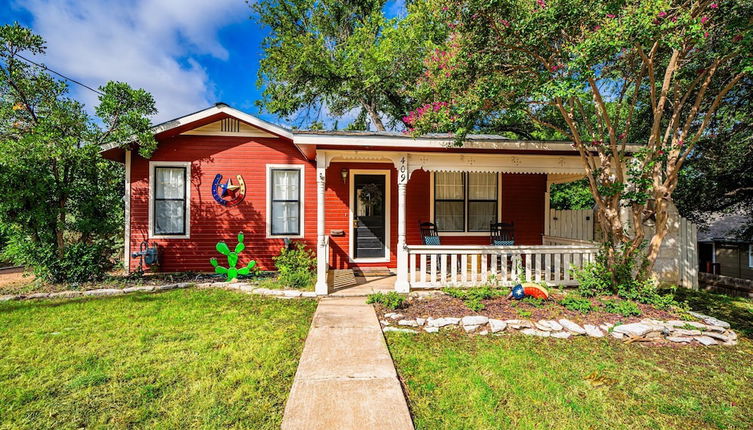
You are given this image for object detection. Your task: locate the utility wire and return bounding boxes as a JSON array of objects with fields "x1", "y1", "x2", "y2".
[{"x1": 15, "y1": 53, "x2": 105, "y2": 96}]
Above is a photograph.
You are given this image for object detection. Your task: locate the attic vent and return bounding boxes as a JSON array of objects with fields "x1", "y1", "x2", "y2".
[{"x1": 220, "y1": 118, "x2": 240, "y2": 133}]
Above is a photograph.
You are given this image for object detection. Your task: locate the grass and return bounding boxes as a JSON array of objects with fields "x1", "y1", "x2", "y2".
[
  {"x1": 0, "y1": 289, "x2": 317, "y2": 429},
  {"x1": 387, "y1": 289, "x2": 753, "y2": 430}
]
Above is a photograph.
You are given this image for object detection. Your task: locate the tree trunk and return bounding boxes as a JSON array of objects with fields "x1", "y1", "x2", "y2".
[{"x1": 361, "y1": 100, "x2": 386, "y2": 131}]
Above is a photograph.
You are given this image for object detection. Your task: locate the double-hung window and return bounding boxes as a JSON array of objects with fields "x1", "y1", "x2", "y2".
[
  {"x1": 268, "y1": 165, "x2": 303, "y2": 236},
  {"x1": 151, "y1": 163, "x2": 189, "y2": 237},
  {"x1": 434, "y1": 172, "x2": 498, "y2": 232}
]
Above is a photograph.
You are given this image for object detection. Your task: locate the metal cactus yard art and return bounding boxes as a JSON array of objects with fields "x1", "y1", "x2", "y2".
[{"x1": 210, "y1": 232, "x2": 256, "y2": 282}]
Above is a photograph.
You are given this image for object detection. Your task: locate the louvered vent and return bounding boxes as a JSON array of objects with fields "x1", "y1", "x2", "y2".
[{"x1": 220, "y1": 118, "x2": 240, "y2": 133}]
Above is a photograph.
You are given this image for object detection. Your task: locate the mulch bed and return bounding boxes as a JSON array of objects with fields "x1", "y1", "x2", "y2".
[{"x1": 376, "y1": 292, "x2": 687, "y2": 326}]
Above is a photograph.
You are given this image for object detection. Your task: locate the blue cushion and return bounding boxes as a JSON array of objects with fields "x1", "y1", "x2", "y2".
[
  {"x1": 423, "y1": 236, "x2": 441, "y2": 245},
  {"x1": 493, "y1": 240, "x2": 514, "y2": 246}
]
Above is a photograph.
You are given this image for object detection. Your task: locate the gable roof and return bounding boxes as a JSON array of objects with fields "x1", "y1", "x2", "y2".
[
  {"x1": 698, "y1": 211, "x2": 752, "y2": 243},
  {"x1": 101, "y1": 104, "x2": 642, "y2": 161}
]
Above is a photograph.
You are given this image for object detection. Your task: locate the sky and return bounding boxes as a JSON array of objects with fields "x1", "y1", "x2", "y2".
[{"x1": 1, "y1": 0, "x2": 407, "y2": 128}]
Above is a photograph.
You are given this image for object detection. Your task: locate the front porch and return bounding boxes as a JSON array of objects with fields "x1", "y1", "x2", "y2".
[{"x1": 313, "y1": 148, "x2": 597, "y2": 295}]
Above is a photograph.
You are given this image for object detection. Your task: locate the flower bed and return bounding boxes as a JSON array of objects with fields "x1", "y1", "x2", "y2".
[{"x1": 375, "y1": 291, "x2": 738, "y2": 346}]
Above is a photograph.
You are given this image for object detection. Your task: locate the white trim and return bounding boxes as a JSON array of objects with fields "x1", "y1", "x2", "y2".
[
  {"x1": 430, "y1": 171, "x2": 503, "y2": 235},
  {"x1": 349, "y1": 169, "x2": 391, "y2": 263},
  {"x1": 124, "y1": 150, "x2": 132, "y2": 272},
  {"x1": 148, "y1": 161, "x2": 191, "y2": 239},
  {"x1": 748, "y1": 244, "x2": 752, "y2": 268},
  {"x1": 266, "y1": 164, "x2": 306, "y2": 239}
]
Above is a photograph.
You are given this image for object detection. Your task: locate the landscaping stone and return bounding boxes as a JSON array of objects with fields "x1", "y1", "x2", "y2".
[
  {"x1": 416, "y1": 318, "x2": 426, "y2": 326},
  {"x1": 551, "y1": 332, "x2": 571, "y2": 339},
  {"x1": 398, "y1": 319, "x2": 418, "y2": 327},
  {"x1": 584, "y1": 324, "x2": 604, "y2": 338},
  {"x1": 83, "y1": 289, "x2": 124, "y2": 296},
  {"x1": 534, "y1": 321, "x2": 553, "y2": 331},
  {"x1": 427, "y1": 317, "x2": 460, "y2": 328},
  {"x1": 612, "y1": 322, "x2": 657, "y2": 337},
  {"x1": 383, "y1": 327, "x2": 417, "y2": 334},
  {"x1": 559, "y1": 319, "x2": 586, "y2": 335},
  {"x1": 380, "y1": 320, "x2": 390, "y2": 326},
  {"x1": 123, "y1": 286, "x2": 155, "y2": 293},
  {"x1": 424, "y1": 327, "x2": 439, "y2": 333},
  {"x1": 507, "y1": 320, "x2": 533, "y2": 329},
  {"x1": 478, "y1": 330, "x2": 489, "y2": 335},
  {"x1": 283, "y1": 290, "x2": 303, "y2": 298},
  {"x1": 704, "y1": 325, "x2": 726, "y2": 333},
  {"x1": 703, "y1": 331, "x2": 730, "y2": 342},
  {"x1": 521, "y1": 328, "x2": 550, "y2": 337},
  {"x1": 0, "y1": 295, "x2": 18, "y2": 301},
  {"x1": 154, "y1": 284, "x2": 179, "y2": 291},
  {"x1": 703, "y1": 317, "x2": 731, "y2": 329},
  {"x1": 49, "y1": 291, "x2": 83, "y2": 298},
  {"x1": 667, "y1": 336, "x2": 693, "y2": 343},
  {"x1": 694, "y1": 336, "x2": 718, "y2": 346},
  {"x1": 461, "y1": 315, "x2": 489, "y2": 326},
  {"x1": 463, "y1": 325, "x2": 480, "y2": 333},
  {"x1": 542, "y1": 320, "x2": 563, "y2": 331},
  {"x1": 489, "y1": 319, "x2": 507, "y2": 333},
  {"x1": 26, "y1": 293, "x2": 50, "y2": 299},
  {"x1": 240, "y1": 285, "x2": 257, "y2": 293},
  {"x1": 672, "y1": 328, "x2": 702, "y2": 336},
  {"x1": 385, "y1": 313, "x2": 403, "y2": 320},
  {"x1": 610, "y1": 331, "x2": 625, "y2": 339}
]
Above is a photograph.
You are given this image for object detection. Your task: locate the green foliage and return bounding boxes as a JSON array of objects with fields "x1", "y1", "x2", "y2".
[
  {"x1": 273, "y1": 242, "x2": 316, "y2": 289},
  {"x1": 366, "y1": 291, "x2": 407, "y2": 310},
  {"x1": 559, "y1": 295, "x2": 594, "y2": 313},
  {"x1": 0, "y1": 24, "x2": 157, "y2": 283},
  {"x1": 572, "y1": 261, "x2": 612, "y2": 297},
  {"x1": 253, "y1": 0, "x2": 447, "y2": 130},
  {"x1": 517, "y1": 309, "x2": 532, "y2": 318},
  {"x1": 603, "y1": 299, "x2": 642, "y2": 317},
  {"x1": 209, "y1": 232, "x2": 257, "y2": 282},
  {"x1": 550, "y1": 179, "x2": 594, "y2": 210},
  {"x1": 520, "y1": 296, "x2": 544, "y2": 308},
  {"x1": 443, "y1": 286, "x2": 508, "y2": 311}
]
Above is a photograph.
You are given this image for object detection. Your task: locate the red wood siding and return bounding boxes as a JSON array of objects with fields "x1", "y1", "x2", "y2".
[{"x1": 128, "y1": 135, "x2": 315, "y2": 272}]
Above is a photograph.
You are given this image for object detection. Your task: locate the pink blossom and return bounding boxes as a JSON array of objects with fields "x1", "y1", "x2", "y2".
[
  {"x1": 653, "y1": 19, "x2": 660, "y2": 25},
  {"x1": 678, "y1": 140, "x2": 684, "y2": 146},
  {"x1": 710, "y1": 3, "x2": 718, "y2": 8},
  {"x1": 606, "y1": 14, "x2": 616, "y2": 19},
  {"x1": 593, "y1": 25, "x2": 601, "y2": 31},
  {"x1": 442, "y1": 6, "x2": 448, "y2": 11},
  {"x1": 618, "y1": 133, "x2": 626, "y2": 140},
  {"x1": 658, "y1": 150, "x2": 665, "y2": 155},
  {"x1": 701, "y1": 16, "x2": 709, "y2": 24},
  {"x1": 537, "y1": 0, "x2": 546, "y2": 7},
  {"x1": 670, "y1": 16, "x2": 677, "y2": 22},
  {"x1": 732, "y1": 34, "x2": 743, "y2": 42},
  {"x1": 500, "y1": 19, "x2": 510, "y2": 27},
  {"x1": 705, "y1": 32, "x2": 710, "y2": 38},
  {"x1": 658, "y1": 11, "x2": 667, "y2": 18}
]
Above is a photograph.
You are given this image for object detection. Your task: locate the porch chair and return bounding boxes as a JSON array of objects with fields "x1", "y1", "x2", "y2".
[
  {"x1": 490, "y1": 222, "x2": 515, "y2": 246},
  {"x1": 419, "y1": 222, "x2": 441, "y2": 245}
]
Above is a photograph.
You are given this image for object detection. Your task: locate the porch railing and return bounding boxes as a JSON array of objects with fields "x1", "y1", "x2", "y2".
[
  {"x1": 406, "y1": 244, "x2": 600, "y2": 288},
  {"x1": 541, "y1": 235, "x2": 599, "y2": 246}
]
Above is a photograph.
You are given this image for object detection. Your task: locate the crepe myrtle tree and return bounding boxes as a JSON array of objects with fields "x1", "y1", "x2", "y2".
[
  {"x1": 0, "y1": 23, "x2": 157, "y2": 282},
  {"x1": 406, "y1": 0, "x2": 752, "y2": 277}
]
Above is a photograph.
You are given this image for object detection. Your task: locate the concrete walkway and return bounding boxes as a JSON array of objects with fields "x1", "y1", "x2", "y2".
[{"x1": 281, "y1": 296, "x2": 414, "y2": 430}]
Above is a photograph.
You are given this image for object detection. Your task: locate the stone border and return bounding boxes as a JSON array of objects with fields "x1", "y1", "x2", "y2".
[
  {"x1": 380, "y1": 312, "x2": 738, "y2": 346},
  {"x1": 0, "y1": 281, "x2": 317, "y2": 302}
]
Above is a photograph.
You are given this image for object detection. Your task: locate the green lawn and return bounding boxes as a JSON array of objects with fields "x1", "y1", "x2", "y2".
[
  {"x1": 0, "y1": 289, "x2": 317, "y2": 429},
  {"x1": 387, "y1": 290, "x2": 753, "y2": 430}
]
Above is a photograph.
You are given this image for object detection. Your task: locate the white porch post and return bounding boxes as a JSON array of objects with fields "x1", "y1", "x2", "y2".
[
  {"x1": 315, "y1": 153, "x2": 330, "y2": 295},
  {"x1": 395, "y1": 154, "x2": 410, "y2": 293}
]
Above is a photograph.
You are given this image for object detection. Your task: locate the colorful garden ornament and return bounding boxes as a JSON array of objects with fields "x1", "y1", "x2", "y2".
[
  {"x1": 508, "y1": 283, "x2": 550, "y2": 300},
  {"x1": 211, "y1": 173, "x2": 246, "y2": 206},
  {"x1": 210, "y1": 232, "x2": 256, "y2": 282}
]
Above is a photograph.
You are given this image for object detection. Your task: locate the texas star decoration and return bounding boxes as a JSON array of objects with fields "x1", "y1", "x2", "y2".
[{"x1": 211, "y1": 173, "x2": 246, "y2": 206}]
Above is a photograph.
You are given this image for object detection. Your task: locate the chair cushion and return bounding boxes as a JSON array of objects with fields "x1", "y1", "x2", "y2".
[
  {"x1": 493, "y1": 240, "x2": 514, "y2": 246},
  {"x1": 423, "y1": 236, "x2": 441, "y2": 245}
]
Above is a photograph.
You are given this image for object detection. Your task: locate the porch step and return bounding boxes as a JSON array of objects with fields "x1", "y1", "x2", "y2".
[{"x1": 354, "y1": 267, "x2": 394, "y2": 277}]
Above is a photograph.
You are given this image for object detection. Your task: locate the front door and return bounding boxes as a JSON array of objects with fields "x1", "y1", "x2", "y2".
[{"x1": 353, "y1": 174, "x2": 386, "y2": 259}]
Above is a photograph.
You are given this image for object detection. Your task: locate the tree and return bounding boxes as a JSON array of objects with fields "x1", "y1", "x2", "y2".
[
  {"x1": 252, "y1": 0, "x2": 448, "y2": 130},
  {"x1": 551, "y1": 179, "x2": 595, "y2": 210},
  {"x1": 407, "y1": 0, "x2": 752, "y2": 277},
  {"x1": 0, "y1": 23, "x2": 157, "y2": 282},
  {"x1": 674, "y1": 78, "x2": 753, "y2": 239}
]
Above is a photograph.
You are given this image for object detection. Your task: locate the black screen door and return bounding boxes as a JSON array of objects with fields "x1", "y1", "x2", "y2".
[{"x1": 353, "y1": 174, "x2": 386, "y2": 259}]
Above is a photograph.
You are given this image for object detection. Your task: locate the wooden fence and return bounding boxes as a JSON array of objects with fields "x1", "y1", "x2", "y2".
[{"x1": 548, "y1": 209, "x2": 594, "y2": 241}]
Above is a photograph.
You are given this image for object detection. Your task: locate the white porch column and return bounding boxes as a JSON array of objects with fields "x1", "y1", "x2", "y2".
[
  {"x1": 395, "y1": 154, "x2": 410, "y2": 293},
  {"x1": 315, "y1": 153, "x2": 330, "y2": 295}
]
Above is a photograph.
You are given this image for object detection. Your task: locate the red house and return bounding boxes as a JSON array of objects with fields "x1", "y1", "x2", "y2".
[{"x1": 103, "y1": 103, "x2": 611, "y2": 295}]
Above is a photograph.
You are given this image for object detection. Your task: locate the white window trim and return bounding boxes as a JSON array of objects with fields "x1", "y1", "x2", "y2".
[
  {"x1": 748, "y1": 244, "x2": 752, "y2": 268},
  {"x1": 148, "y1": 161, "x2": 191, "y2": 239},
  {"x1": 429, "y1": 172, "x2": 503, "y2": 236},
  {"x1": 349, "y1": 169, "x2": 391, "y2": 263},
  {"x1": 266, "y1": 164, "x2": 306, "y2": 239}
]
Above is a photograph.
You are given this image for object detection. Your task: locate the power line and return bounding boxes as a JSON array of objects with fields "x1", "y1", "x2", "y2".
[{"x1": 15, "y1": 53, "x2": 105, "y2": 96}]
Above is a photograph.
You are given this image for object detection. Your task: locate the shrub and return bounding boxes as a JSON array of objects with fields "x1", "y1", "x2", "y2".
[
  {"x1": 442, "y1": 286, "x2": 507, "y2": 311},
  {"x1": 603, "y1": 299, "x2": 642, "y2": 317},
  {"x1": 559, "y1": 295, "x2": 594, "y2": 313},
  {"x1": 366, "y1": 291, "x2": 406, "y2": 310},
  {"x1": 3, "y1": 238, "x2": 116, "y2": 283},
  {"x1": 273, "y1": 242, "x2": 316, "y2": 289},
  {"x1": 571, "y1": 261, "x2": 612, "y2": 297},
  {"x1": 521, "y1": 296, "x2": 544, "y2": 308}
]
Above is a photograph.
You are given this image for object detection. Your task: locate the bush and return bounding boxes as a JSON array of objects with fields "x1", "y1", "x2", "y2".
[
  {"x1": 366, "y1": 291, "x2": 406, "y2": 310},
  {"x1": 603, "y1": 299, "x2": 642, "y2": 317},
  {"x1": 273, "y1": 242, "x2": 316, "y2": 289},
  {"x1": 3, "y1": 238, "x2": 116, "y2": 283},
  {"x1": 521, "y1": 296, "x2": 544, "y2": 307},
  {"x1": 442, "y1": 286, "x2": 507, "y2": 311},
  {"x1": 559, "y1": 295, "x2": 594, "y2": 313}
]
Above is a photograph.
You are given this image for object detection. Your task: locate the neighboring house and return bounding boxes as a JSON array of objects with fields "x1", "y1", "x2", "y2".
[
  {"x1": 101, "y1": 103, "x2": 667, "y2": 295},
  {"x1": 698, "y1": 213, "x2": 753, "y2": 280}
]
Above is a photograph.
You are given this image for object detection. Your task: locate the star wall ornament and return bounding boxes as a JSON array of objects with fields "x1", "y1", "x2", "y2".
[{"x1": 211, "y1": 174, "x2": 246, "y2": 206}]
